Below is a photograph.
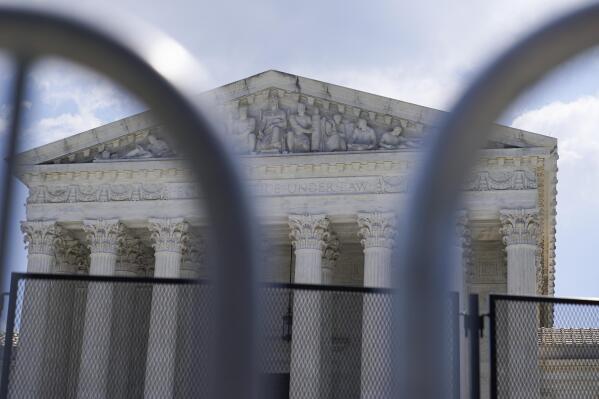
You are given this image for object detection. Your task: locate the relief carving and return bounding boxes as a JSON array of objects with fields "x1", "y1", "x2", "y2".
[
  {"x1": 379, "y1": 122, "x2": 420, "y2": 150},
  {"x1": 257, "y1": 94, "x2": 286, "y2": 153},
  {"x1": 228, "y1": 105, "x2": 257, "y2": 154},
  {"x1": 348, "y1": 118, "x2": 377, "y2": 151},
  {"x1": 322, "y1": 114, "x2": 347, "y2": 152},
  {"x1": 286, "y1": 102, "x2": 312, "y2": 153},
  {"x1": 94, "y1": 134, "x2": 175, "y2": 161}
]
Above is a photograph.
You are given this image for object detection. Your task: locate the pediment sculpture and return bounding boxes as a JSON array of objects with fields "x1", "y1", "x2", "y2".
[
  {"x1": 224, "y1": 89, "x2": 423, "y2": 155},
  {"x1": 94, "y1": 134, "x2": 175, "y2": 161}
]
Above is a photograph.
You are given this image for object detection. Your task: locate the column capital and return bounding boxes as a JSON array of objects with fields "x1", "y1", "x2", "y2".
[
  {"x1": 500, "y1": 208, "x2": 539, "y2": 247},
  {"x1": 83, "y1": 219, "x2": 125, "y2": 254},
  {"x1": 148, "y1": 218, "x2": 189, "y2": 254},
  {"x1": 322, "y1": 232, "x2": 340, "y2": 272},
  {"x1": 357, "y1": 211, "x2": 397, "y2": 249},
  {"x1": 288, "y1": 213, "x2": 330, "y2": 251},
  {"x1": 21, "y1": 220, "x2": 63, "y2": 256},
  {"x1": 56, "y1": 237, "x2": 90, "y2": 274},
  {"x1": 117, "y1": 237, "x2": 149, "y2": 275},
  {"x1": 182, "y1": 231, "x2": 206, "y2": 277}
]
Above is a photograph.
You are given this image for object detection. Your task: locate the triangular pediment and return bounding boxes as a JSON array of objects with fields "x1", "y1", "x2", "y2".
[{"x1": 16, "y1": 70, "x2": 556, "y2": 166}]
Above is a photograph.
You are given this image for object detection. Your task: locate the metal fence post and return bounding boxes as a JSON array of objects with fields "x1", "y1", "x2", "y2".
[
  {"x1": 0, "y1": 274, "x2": 20, "y2": 398},
  {"x1": 468, "y1": 294, "x2": 480, "y2": 399},
  {"x1": 489, "y1": 295, "x2": 497, "y2": 399}
]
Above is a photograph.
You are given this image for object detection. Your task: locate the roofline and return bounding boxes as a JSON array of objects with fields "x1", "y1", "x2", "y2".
[{"x1": 16, "y1": 69, "x2": 557, "y2": 166}]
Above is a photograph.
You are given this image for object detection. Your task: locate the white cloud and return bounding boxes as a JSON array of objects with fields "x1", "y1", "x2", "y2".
[
  {"x1": 34, "y1": 112, "x2": 102, "y2": 141},
  {"x1": 512, "y1": 95, "x2": 599, "y2": 209},
  {"x1": 22, "y1": 59, "x2": 143, "y2": 148},
  {"x1": 294, "y1": 66, "x2": 459, "y2": 111},
  {"x1": 512, "y1": 95, "x2": 599, "y2": 168}
]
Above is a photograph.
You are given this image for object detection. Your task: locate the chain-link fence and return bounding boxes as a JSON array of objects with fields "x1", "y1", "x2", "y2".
[
  {"x1": 0, "y1": 273, "x2": 462, "y2": 399},
  {"x1": 490, "y1": 295, "x2": 599, "y2": 399}
]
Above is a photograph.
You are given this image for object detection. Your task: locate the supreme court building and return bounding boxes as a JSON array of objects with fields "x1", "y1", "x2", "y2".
[{"x1": 12, "y1": 70, "x2": 562, "y2": 398}]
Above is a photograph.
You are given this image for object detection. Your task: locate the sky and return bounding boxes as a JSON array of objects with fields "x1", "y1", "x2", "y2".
[{"x1": 0, "y1": 0, "x2": 598, "y2": 297}]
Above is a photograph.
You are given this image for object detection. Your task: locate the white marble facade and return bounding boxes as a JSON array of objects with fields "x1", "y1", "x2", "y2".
[{"x1": 15, "y1": 70, "x2": 559, "y2": 398}]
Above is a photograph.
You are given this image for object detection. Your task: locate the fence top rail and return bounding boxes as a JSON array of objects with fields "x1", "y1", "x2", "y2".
[
  {"x1": 9, "y1": 272, "x2": 398, "y2": 294},
  {"x1": 490, "y1": 293, "x2": 599, "y2": 307}
]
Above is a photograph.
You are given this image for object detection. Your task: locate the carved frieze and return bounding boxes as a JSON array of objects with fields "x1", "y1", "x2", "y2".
[
  {"x1": 25, "y1": 168, "x2": 539, "y2": 205},
  {"x1": 464, "y1": 170, "x2": 537, "y2": 191},
  {"x1": 27, "y1": 183, "x2": 167, "y2": 204}
]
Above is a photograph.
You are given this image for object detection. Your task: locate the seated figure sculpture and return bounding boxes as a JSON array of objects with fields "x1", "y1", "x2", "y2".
[
  {"x1": 257, "y1": 96, "x2": 287, "y2": 153},
  {"x1": 322, "y1": 113, "x2": 347, "y2": 152},
  {"x1": 287, "y1": 103, "x2": 312, "y2": 153},
  {"x1": 348, "y1": 118, "x2": 377, "y2": 151},
  {"x1": 379, "y1": 122, "x2": 421, "y2": 149},
  {"x1": 124, "y1": 134, "x2": 172, "y2": 159},
  {"x1": 379, "y1": 126, "x2": 408, "y2": 149},
  {"x1": 230, "y1": 106, "x2": 257, "y2": 153}
]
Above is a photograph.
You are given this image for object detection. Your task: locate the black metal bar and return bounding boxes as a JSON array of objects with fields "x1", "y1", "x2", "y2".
[
  {"x1": 489, "y1": 295, "x2": 497, "y2": 399},
  {"x1": 468, "y1": 294, "x2": 480, "y2": 399},
  {"x1": 489, "y1": 293, "x2": 599, "y2": 306},
  {"x1": 451, "y1": 292, "x2": 460, "y2": 399},
  {"x1": 0, "y1": 273, "x2": 21, "y2": 398},
  {"x1": 8, "y1": 272, "x2": 395, "y2": 294}
]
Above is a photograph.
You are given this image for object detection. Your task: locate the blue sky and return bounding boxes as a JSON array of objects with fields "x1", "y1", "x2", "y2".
[{"x1": 1, "y1": 0, "x2": 598, "y2": 297}]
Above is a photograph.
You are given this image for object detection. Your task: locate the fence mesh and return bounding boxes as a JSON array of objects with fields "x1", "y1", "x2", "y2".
[
  {"x1": 1, "y1": 274, "x2": 461, "y2": 399},
  {"x1": 491, "y1": 296, "x2": 599, "y2": 399}
]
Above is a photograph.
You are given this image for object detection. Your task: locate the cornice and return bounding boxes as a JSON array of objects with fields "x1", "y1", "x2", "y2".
[{"x1": 18, "y1": 150, "x2": 553, "y2": 184}]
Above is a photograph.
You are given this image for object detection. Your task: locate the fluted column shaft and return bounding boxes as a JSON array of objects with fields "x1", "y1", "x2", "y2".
[
  {"x1": 144, "y1": 218, "x2": 188, "y2": 399},
  {"x1": 77, "y1": 219, "x2": 124, "y2": 399},
  {"x1": 10, "y1": 221, "x2": 62, "y2": 398},
  {"x1": 288, "y1": 214, "x2": 330, "y2": 399},
  {"x1": 357, "y1": 212, "x2": 396, "y2": 399},
  {"x1": 454, "y1": 212, "x2": 471, "y2": 399},
  {"x1": 500, "y1": 208, "x2": 541, "y2": 399}
]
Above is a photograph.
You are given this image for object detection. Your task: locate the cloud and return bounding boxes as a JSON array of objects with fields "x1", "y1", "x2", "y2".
[
  {"x1": 21, "y1": 59, "x2": 144, "y2": 149},
  {"x1": 512, "y1": 95, "x2": 599, "y2": 168},
  {"x1": 294, "y1": 66, "x2": 461, "y2": 111}
]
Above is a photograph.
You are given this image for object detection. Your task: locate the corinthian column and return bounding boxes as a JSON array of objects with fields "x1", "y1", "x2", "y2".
[
  {"x1": 500, "y1": 208, "x2": 540, "y2": 295},
  {"x1": 10, "y1": 221, "x2": 62, "y2": 398},
  {"x1": 500, "y1": 208, "x2": 540, "y2": 399},
  {"x1": 288, "y1": 214, "x2": 330, "y2": 399},
  {"x1": 77, "y1": 219, "x2": 124, "y2": 399},
  {"x1": 357, "y1": 212, "x2": 396, "y2": 399},
  {"x1": 144, "y1": 218, "x2": 189, "y2": 399}
]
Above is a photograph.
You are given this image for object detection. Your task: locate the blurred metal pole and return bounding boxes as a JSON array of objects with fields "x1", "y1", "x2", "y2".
[
  {"x1": 0, "y1": 7, "x2": 258, "y2": 399},
  {"x1": 395, "y1": 3, "x2": 599, "y2": 398}
]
